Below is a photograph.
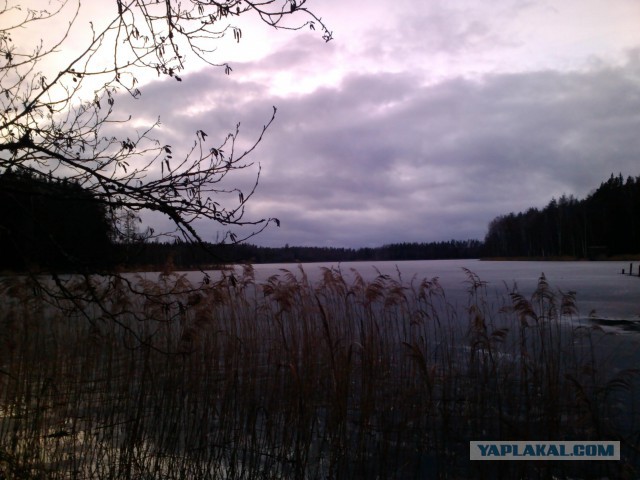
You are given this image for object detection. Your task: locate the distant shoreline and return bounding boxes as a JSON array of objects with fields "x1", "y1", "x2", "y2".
[
  {"x1": 481, "y1": 254, "x2": 640, "y2": 262},
  {"x1": 5, "y1": 254, "x2": 640, "y2": 276}
]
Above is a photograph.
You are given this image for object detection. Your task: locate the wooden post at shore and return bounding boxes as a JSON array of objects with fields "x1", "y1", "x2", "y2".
[{"x1": 620, "y1": 264, "x2": 639, "y2": 276}]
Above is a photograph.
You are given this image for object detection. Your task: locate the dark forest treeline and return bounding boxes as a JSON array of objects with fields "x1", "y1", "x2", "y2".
[
  {"x1": 0, "y1": 170, "x2": 113, "y2": 271},
  {"x1": 0, "y1": 170, "x2": 482, "y2": 271},
  {"x1": 3, "y1": 171, "x2": 639, "y2": 272},
  {"x1": 484, "y1": 173, "x2": 640, "y2": 258},
  {"x1": 125, "y1": 239, "x2": 484, "y2": 269}
]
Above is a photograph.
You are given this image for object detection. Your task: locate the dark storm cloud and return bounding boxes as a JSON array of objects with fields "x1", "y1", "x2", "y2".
[{"x1": 120, "y1": 49, "x2": 640, "y2": 247}]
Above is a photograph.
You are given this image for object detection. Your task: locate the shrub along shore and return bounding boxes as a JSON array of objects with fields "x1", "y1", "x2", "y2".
[{"x1": 0, "y1": 266, "x2": 638, "y2": 479}]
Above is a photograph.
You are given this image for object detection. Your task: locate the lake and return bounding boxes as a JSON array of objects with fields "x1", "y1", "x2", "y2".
[
  {"x1": 227, "y1": 259, "x2": 640, "y2": 330},
  {"x1": 4, "y1": 259, "x2": 640, "y2": 478}
]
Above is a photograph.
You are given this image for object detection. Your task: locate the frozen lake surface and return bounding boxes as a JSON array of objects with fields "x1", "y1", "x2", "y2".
[{"x1": 232, "y1": 259, "x2": 640, "y2": 329}]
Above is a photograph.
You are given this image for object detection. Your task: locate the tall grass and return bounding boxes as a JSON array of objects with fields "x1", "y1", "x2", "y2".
[{"x1": 0, "y1": 265, "x2": 638, "y2": 479}]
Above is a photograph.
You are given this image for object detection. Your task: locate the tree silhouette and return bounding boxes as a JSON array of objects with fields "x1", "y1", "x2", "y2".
[
  {"x1": 0, "y1": 0, "x2": 331, "y2": 268},
  {"x1": 0, "y1": 169, "x2": 113, "y2": 271},
  {"x1": 484, "y1": 173, "x2": 640, "y2": 259}
]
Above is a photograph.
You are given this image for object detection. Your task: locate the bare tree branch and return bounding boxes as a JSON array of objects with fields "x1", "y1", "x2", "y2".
[{"x1": 1, "y1": 0, "x2": 330, "y2": 253}]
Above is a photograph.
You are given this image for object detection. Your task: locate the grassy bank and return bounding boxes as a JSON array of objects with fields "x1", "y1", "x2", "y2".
[{"x1": 0, "y1": 266, "x2": 638, "y2": 479}]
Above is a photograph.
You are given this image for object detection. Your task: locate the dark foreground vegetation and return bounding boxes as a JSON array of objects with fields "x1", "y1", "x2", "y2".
[{"x1": 1, "y1": 266, "x2": 638, "y2": 479}]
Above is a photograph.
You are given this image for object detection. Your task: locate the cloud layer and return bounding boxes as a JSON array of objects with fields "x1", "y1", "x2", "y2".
[{"x1": 107, "y1": 1, "x2": 640, "y2": 247}]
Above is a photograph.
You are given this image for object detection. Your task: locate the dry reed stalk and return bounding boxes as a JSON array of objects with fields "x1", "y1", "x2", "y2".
[{"x1": 0, "y1": 267, "x2": 637, "y2": 479}]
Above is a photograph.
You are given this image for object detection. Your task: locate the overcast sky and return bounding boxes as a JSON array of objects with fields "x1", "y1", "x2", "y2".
[{"x1": 76, "y1": 1, "x2": 640, "y2": 246}]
